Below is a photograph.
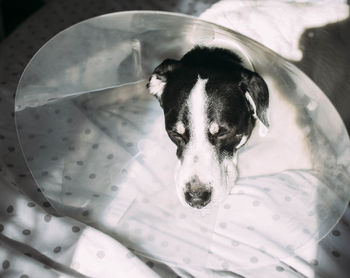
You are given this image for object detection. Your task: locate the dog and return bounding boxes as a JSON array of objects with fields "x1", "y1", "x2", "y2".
[{"x1": 147, "y1": 46, "x2": 270, "y2": 209}]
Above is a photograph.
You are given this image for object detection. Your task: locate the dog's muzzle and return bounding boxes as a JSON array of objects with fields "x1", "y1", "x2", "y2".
[{"x1": 184, "y1": 176, "x2": 212, "y2": 209}]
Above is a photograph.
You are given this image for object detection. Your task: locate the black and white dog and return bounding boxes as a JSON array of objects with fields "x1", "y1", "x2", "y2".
[{"x1": 148, "y1": 46, "x2": 270, "y2": 209}]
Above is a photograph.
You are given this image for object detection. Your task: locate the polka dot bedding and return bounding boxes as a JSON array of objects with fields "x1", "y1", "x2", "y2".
[{"x1": 1, "y1": 1, "x2": 350, "y2": 278}]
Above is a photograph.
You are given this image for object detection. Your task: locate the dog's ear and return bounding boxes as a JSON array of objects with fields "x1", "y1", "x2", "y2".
[
  {"x1": 243, "y1": 72, "x2": 270, "y2": 137},
  {"x1": 147, "y1": 59, "x2": 180, "y2": 101}
]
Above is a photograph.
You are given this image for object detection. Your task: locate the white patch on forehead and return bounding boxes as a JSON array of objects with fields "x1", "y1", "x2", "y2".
[
  {"x1": 175, "y1": 122, "x2": 185, "y2": 135},
  {"x1": 188, "y1": 77, "x2": 209, "y2": 143},
  {"x1": 209, "y1": 122, "x2": 219, "y2": 135},
  {"x1": 175, "y1": 77, "x2": 237, "y2": 209},
  {"x1": 177, "y1": 76, "x2": 220, "y2": 187}
]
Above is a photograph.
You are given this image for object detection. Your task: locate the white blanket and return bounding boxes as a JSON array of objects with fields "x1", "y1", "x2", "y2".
[{"x1": 1, "y1": 1, "x2": 350, "y2": 278}]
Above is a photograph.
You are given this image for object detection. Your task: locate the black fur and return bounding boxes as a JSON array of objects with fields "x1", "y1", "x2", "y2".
[{"x1": 149, "y1": 46, "x2": 269, "y2": 160}]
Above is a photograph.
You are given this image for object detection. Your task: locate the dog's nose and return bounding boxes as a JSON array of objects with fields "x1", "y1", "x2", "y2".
[{"x1": 184, "y1": 178, "x2": 212, "y2": 209}]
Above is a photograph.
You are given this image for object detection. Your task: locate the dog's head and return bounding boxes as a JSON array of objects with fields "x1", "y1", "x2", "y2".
[{"x1": 148, "y1": 47, "x2": 269, "y2": 209}]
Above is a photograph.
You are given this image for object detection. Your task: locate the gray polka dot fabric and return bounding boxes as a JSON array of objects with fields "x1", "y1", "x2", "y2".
[{"x1": 1, "y1": 1, "x2": 350, "y2": 278}]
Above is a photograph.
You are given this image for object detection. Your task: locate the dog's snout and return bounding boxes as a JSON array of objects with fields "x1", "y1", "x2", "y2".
[{"x1": 184, "y1": 177, "x2": 212, "y2": 209}]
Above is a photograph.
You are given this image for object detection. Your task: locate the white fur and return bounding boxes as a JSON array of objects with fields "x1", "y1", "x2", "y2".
[
  {"x1": 209, "y1": 122, "x2": 219, "y2": 135},
  {"x1": 175, "y1": 77, "x2": 235, "y2": 208},
  {"x1": 175, "y1": 122, "x2": 186, "y2": 135},
  {"x1": 245, "y1": 91, "x2": 269, "y2": 137},
  {"x1": 245, "y1": 91, "x2": 257, "y2": 118},
  {"x1": 148, "y1": 75, "x2": 166, "y2": 98},
  {"x1": 236, "y1": 135, "x2": 248, "y2": 149}
]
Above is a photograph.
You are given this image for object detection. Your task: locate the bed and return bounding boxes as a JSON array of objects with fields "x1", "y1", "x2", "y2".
[{"x1": 1, "y1": 1, "x2": 350, "y2": 278}]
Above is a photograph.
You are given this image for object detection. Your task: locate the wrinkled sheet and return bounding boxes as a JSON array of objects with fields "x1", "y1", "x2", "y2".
[{"x1": 1, "y1": 1, "x2": 350, "y2": 278}]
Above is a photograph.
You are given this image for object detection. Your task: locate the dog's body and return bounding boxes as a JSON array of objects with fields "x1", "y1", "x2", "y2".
[{"x1": 148, "y1": 46, "x2": 312, "y2": 209}]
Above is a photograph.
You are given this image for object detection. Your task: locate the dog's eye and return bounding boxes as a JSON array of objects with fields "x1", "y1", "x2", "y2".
[
  {"x1": 168, "y1": 131, "x2": 186, "y2": 144},
  {"x1": 208, "y1": 126, "x2": 231, "y2": 140},
  {"x1": 217, "y1": 127, "x2": 230, "y2": 138}
]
